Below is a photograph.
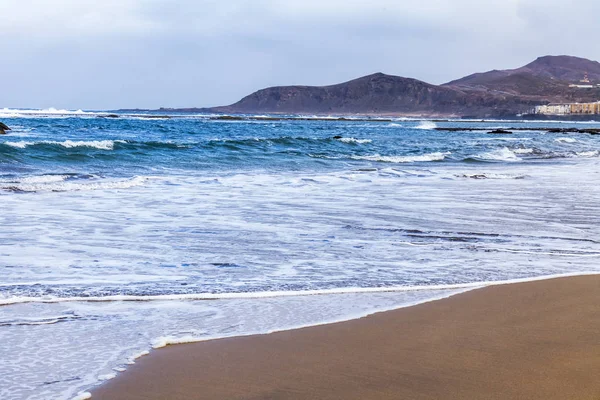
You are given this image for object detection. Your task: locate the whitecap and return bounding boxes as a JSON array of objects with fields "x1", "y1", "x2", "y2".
[
  {"x1": 472, "y1": 147, "x2": 520, "y2": 162},
  {"x1": 415, "y1": 121, "x2": 437, "y2": 130},
  {"x1": 351, "y1": 152, "x2": 449, "y2": 163},
  {"x1": 336, "y1": 137, "x2": 372, "y2": 144},
  {"x1": 5, "y1": 140, "x2": 125, "y2": 150},
  {"x1": 2, "y1": 175, "x2": 150, "y2": 193},
  {"x1": 556, "y1": 138, "x2": 577, "y2": 143},
  {"x1": 576, "y1": 150, "x2": 599, "y2": 158},
  {"x1": 1, "y1": 175, "x2": 71, "y2": 184}
]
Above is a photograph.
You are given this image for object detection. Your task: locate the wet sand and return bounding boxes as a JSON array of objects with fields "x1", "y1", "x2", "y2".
[{"x1": 92, "y1": 275, "x2": 600, "y2": 400}]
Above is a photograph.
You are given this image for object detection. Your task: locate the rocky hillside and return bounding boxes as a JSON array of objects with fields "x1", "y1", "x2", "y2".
[
  {"x1": 444, "y1": 55, "x2": 600, "y2": 104},
  {"x1": 211, "y1": 55, "x2": 600, "y2": 117}
]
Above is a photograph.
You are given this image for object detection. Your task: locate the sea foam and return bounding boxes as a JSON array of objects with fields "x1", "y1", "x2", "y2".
[
  {"x1": 472, "y1": 147, "x2": 520, "y2": 162},
  {"x1": 5, "y1": 139, "x2": 124, "y2": 150},
  {"x1": 351, "y1": 152, "x2": 449, "y2": 163}
]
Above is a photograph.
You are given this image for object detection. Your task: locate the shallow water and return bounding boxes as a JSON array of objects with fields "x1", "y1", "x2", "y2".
[{"x1": 2, "y1": 110, "x2": 600, "y2": 399}]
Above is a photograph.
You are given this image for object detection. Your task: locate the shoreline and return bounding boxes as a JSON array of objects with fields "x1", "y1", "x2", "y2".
[
  {"x1": 90, "y1": 274, "x2": 600, "y2": 400},
  {"x1": 5, "y1": 271, "x2": 600, "y2": 307}
]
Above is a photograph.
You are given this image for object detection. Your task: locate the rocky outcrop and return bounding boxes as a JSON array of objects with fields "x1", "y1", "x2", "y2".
[{"x1": 0, "y1": 122, "x2": 10, "y2": 135}]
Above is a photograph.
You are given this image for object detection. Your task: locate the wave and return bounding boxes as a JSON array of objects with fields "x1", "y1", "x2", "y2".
[
  {"x1": 415, "y1": 121, "x2": 437, "y2": 130},
  {"x1": 0, "y1": 282, "x2": 490, "y2": 306},
  {"x1": 5, "y1": 140, "x2": 126, "y2": 150},
  {"x1": 2, "y1": 271, "x2": 597, "y2": 306},
  {"x1": 0, "y1": 107, "x2": 99, "y2": 118},
  {"x1": 1, "y1": 175, "x2": 151, "y2": 193},
  {"x1": 556, "y1": 138, "x2": 578, "y2": 143},
  {"x1": 0, "y1": 140, "x2": 192, "y2": 154},
  {"x1": 469, "y1": 147, "x2": 521, "y2": 162},
  {"x1": 575, "y1": 150, "x2": 600, "y2": 158},
  {"x1": 335, "y1": 137, "x2": 372, "y2": 144},
  {"x1": 512, "y1": 148, "x2": 534, "y2": 154},
  {"x1": 351, "y1": 152, "x2": 449, "y2": 163},
  {"x1": 457, "y1": 173, "x2": 528, "y2": 180},
  {"x1": 0, "y1": 314, "x2": 80, "y2": 327}
]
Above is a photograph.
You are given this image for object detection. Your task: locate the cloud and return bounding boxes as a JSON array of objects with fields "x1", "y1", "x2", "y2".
[{"x1": 0, "y1": 0, "x2": 598, "y2": 109}]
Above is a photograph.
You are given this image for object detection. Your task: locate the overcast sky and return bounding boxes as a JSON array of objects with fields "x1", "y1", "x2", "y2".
[{"x1": 1, "y1": 0, "x2": 598, "y2": 110}]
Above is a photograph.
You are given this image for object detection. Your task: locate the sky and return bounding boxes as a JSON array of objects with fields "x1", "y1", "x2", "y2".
[{"x1": 1, "y1": 0, "x2": 599, "y2": 110}]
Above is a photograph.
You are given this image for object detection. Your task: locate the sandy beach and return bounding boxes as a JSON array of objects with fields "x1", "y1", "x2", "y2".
[{"x1": 91, "y1": 275, "x2": 600, "y2": 400}]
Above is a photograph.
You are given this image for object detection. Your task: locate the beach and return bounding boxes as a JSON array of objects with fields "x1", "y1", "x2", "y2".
[
  {"x1": 91, "y1": 275, "x2": 600, "y2": 400},
  {"x1": 4, "y1": 115, "x2": 600, "y2": 399}
]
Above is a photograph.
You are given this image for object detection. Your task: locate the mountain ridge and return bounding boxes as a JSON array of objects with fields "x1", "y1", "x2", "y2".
[{"x1": 174, "y1": 55, "x2": 600, "y2": 118}]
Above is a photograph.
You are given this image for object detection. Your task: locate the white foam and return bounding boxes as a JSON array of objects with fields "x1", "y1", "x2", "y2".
[
  {"x1": 4, "y1": 140, "x2": 124, "y2": 150},
  {"x1": 473, "y1": 147, "x2": 520, "y2": 162},
  {"x1": 351, "y1": 152, "x2": 449, "y2": 163},
  {"x1": 1, "y1": 175, "x2": 70, "y2": 184},
  {"x1": 143, "y1": 271, "x2": 600, "y2": 352},
  {"x1": 98, "y1": 373, "x2": 117, "y2": 381},
  {"x1": 556, "y1": 137, "x2": 577, "y2": 143},
  {"x1": 2, "y1": 175, "x2": 150, "y2": 193},
  {"x1": 0, "y1": 107, "x2": 102, "y2": 119},
  {"x1": 71, "y1": 393, "x2": 91, "y2": 400},
  {"x1": 4, "y1": 271, "x2": 598, "y2": 307},
  {"x1": 459, "y1": 173, "x2": 527, "y2": 180},
  {"x1": 513, "y1": 148, "x2": 534, "y2": 154},
  {"x1": 576, "y1": 150, "x2": 599, "y2": 158},
  {"x1": 336, "y1": 137, "x2": 372, "y2": 144},
  {"x1": 415, "y1": 121, "x2": 437, "y2": 130},
  {"x1": 126, "y1": 350, "x2": 150, "y2": 365}
]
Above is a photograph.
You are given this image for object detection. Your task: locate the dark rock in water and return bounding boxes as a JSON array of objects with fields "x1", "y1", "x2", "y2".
[
  {"x1": 141, "y1": 115, "x2": 172, "y2": 119},
  {"x1": 99, "y1": 114, "x2": 120, "y2": 119},
  {"x1": 459, "y1": 174, "x2": 488, "y2": 179},
  {"x1": 212, "y1": 115, "x2": 244, "y2": 121},
  {"x1": 333, "y1": 135, "x2": 343, "y2": 139},
  {"x1": 0, "y1": 122, "x2": 10, "y2": 134},
  {"x1": 488, "y1": 129, "x2": 512, "y2": 134}
]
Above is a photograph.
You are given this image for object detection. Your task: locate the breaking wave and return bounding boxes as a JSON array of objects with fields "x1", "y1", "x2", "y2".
[
  {"x1": 556, "y1": 138, "x2": 577, "y2": 143},
  {"x1": 5, "y1": 140, "x2": 125, "y2": 150},
  {"x1": 335, "y1": 137, "x2": 372, "y2": 144},
  {"x1": 1, "y1": 175, "x2": 151, "y2": 193},
  {"x1": 469, "y1": 147, "x2": 521, "y2": 162},
  {"x1": 415, "y1": 121, "x2": 437, "y2": 130},
  {"x1": 351, "y1": 152, "x2": 450, "y2": 163}
]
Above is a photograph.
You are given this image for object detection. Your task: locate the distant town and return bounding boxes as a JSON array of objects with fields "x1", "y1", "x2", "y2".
[
  {"x1": 534, "y1": 101, "x2": 600, "y2": 115},
  {"x1": 533, "y1": 72, "x2": 600, "y2": 115}
]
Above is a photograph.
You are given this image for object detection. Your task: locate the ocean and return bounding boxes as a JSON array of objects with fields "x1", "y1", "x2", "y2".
[{"x1": 2, "y1": 109, "x2": 600, "y2": 400}]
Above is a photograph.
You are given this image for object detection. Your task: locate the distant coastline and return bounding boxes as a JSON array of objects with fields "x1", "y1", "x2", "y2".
[
  {"x1": 114, "y1": 108, "x2": 600, "y2": 122},
  {"x1": 117, "y1": 55, "x2": 600, "y2": 119}
]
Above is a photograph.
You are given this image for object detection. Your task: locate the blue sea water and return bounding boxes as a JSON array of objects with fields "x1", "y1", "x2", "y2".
[{"x1": 2, "y1": 109, "x2": 600, "y2": 399}]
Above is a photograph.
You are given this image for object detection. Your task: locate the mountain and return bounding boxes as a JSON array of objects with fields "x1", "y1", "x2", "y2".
[
  {"x1": 443, "y1": 55, "x2": 600, "y2": 104},
  {"x1": 214, "y1": 73, "x2": 466, "y2": 115},
  {"x1": 207, "y1": 55, "x2": 600, "y2": 117}
]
